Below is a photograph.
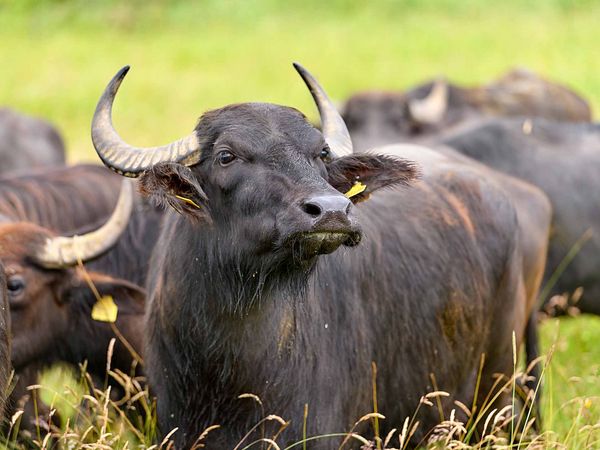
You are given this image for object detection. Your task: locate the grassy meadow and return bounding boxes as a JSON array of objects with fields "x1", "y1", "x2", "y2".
[{"x1": 1, "y1": 0, "x2": 600, "y2": 447}]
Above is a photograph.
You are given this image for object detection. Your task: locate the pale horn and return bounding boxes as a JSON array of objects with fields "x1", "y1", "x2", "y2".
[
  {"x1": 408, "y1": 78, "x2": 449, "y2": 125},
  {"x1": 91, "y1": 66, "x2": 202, "y2": 177},
  {"x1": 35, "y1": 180, "x2": 134, "y2": 269},
  {"x1": 293, "y1": 63, "x2": 353, "y2": 156}
]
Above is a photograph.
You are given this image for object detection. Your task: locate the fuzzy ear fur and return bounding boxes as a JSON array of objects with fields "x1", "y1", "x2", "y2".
[
  {"x1": 326, "y1": 154, "x2": 419, "y2": 203},
  {"x1": 65, "y1": 269, "x2": 146, "y2": 316},
  {"x1": 138, "y1": 162, "x2": 209, "y2": 221},
  {"x1": 62, "y1": 270, "x2": 146, "y2": 368}
]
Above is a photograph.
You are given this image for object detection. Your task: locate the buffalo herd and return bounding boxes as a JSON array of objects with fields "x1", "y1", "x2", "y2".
[{"x1": 0, "y1": 64, "x2": 596, "y2": 448}]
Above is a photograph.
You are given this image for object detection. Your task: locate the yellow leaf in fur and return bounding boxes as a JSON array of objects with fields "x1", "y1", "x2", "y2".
[
  {"x1": 91, "y1": 295, "x2": 118, "y2": 323},
  {"x1": 344, "y1": 181, "x2": 367, "y2": 198}
]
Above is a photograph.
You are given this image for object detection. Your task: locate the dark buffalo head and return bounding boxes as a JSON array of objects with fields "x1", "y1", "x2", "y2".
[
  {"x1": 342, "y1": 68, "x2": 592, "y2": 150},
  {"x1": 91, "y1": 64, "x2": 417, "y2": 266},
  {"x1": 341, "y1": 79, "x2": 454, "y2": 148},
  {"x1": 0, "y1": 182, "x2": 144, "y2": 371}
]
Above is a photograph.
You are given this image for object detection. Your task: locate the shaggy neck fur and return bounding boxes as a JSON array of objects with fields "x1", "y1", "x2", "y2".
[{"x1": 147, "y1": 213, "x2": 335, "y2": 444}]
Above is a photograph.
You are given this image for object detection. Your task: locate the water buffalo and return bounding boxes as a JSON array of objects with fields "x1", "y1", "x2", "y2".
[
  {"x1": 0, "y1": 261, "x2": 10, "y2": 418},
  {"x1": 342, "y1": 68, "x2": 592, "y2": 151},
  {"x1": 91, "y1": 64, "x2": 539, "y2": 448},
  {"x1": 439, "y1": 118, "x2": 600, "y2": 315},
  {"x1": 0, "y1": 183, "x2": 146, "y2": 429},
  {"x1": 0, "y1": 164, "x2": 163, "y2": 285},
  {"x1": 0, "y1": 108, "x2": 66, "y2": 176},
  {"x1": 4, "y1": 181, "x2": 141, "y2": 369},
  {"x1": 0, "y1": 169, "x2": 162, "y2": 429}
]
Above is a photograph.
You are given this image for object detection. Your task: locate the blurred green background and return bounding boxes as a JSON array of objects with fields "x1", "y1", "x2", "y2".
[
  {"x1": 2, "y1": 0, "x2": 600, "y2": 161},
  {"x1": 2, "y1": 0, "x2": 600, "y2": 442}
]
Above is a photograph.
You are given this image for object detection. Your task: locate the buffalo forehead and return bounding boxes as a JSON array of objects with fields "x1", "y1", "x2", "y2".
[
  {"x1": 0, "y1": 223, "x2": 51, "y2": 257},
  {"x1": 197, "y1": 103, "x2": 323, "y2": 156}
]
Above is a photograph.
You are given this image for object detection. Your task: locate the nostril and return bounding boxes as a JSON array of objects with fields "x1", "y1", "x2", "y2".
[
  {"x1": 302, "y1": 202, "x2": 322, "y2": 218},
  {"x1": 345, "y1": 201, "x2": 352, "y2": 214}
]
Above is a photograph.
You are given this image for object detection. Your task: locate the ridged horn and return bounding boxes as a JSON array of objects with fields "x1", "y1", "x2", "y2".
[
  {"x1": 408, "y1": 78, "x2": 449, "y2": 125},
  {"x1": 35, "y1": 180, "x2": 134, "y2": 269},
  {"x1": 91, "y1": 66, "x2": 202, "y2": 177},
  {"x1": 293, "y1": 63, "x2": 353, "y2": 156}
]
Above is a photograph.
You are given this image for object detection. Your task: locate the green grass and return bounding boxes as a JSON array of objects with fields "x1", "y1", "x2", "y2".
[
  {"x1": 541, "y1": 316, "x2": 600, "y2": 443},
  {"x1": 2, "y1": 0, "x2": 600, "y2": 447}
]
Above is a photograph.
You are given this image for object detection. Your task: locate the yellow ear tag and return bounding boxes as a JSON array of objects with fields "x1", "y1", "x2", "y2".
[
  {"x1": 91, "y1": 295, "x2": 118, "y2": 323},
  {"x1": 175, "y1": 195, "x2": 201, "y2": 209},
  {"x1": 344, "y1": 181, "x2": 367, "y2": 198}
]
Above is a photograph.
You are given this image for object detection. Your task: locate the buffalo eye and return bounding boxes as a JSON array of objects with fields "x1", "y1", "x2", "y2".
[
  {"x1": 7, "y1": 275, "x2": 25, "y2": 297},
  {"x1": 319, "y1": 147, "x2": 332, "y2": 163},
  {"x1": 217, "y1": 150, "x2": 236, "y2": 166}
]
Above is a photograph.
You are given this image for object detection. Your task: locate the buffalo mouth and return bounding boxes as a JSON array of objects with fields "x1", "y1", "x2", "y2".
[{"x1": 289, "y1": 230, "x2": 362, "y2": 259}]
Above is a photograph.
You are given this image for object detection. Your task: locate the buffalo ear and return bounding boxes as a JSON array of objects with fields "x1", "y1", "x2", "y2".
[
  {"x1": 326, "y1": 154, "x2": 419, "y2": 203},
  {"x1": 63, "y1": 270, "x2": 145, "y2": 365},
  {"x1": 65, "y1": 270, "x2": 146, "y2": 317},
  {"x1": 138, "y1": 162, "x2": 209, "y2": 221}
]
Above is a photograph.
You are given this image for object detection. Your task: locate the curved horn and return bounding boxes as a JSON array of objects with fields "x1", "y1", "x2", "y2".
[
  {"x1": 91, "y1": 66, "x2": 202, "y2": 177},
  {"x1": 35, "y1": 180, "x2": 134, "y2": 269},
  {"x1": 293, "y1": 63, "x2": 353, "y2": 156},
  {"x1": 408, "y1": 78, "x2": 448, "y2": 125}
]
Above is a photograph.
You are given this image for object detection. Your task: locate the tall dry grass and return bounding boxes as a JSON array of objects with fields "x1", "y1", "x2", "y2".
[{"x1": 3, "y1": 327, "x2": 598, "y2": 450}]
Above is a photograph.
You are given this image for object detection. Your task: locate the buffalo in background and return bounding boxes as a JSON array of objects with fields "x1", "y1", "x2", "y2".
[
  {"x1": 342, "y1": 68, "x2": 592, "y2": 151},
  {"x1": 440, "y1": 118, "x2": 600, "y2": 315},
  {"x1": 0, "y1": 167, "x2": 163, "y2": 431},
  {"x1": 0, "y1": 164, "x2": 163, "y2": 285},
  {"x1": 343, "y1": 69, "x2": 599, "y2": 316},
  {"x1": 0, "y1": 108, "x2": 66, "y2": 176}
]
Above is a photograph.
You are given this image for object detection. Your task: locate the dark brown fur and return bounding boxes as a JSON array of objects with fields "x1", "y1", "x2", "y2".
[
  {"x1": 0, "y1": 222, "x2": 146, "y2": 431},
  {"x1": 440, "y1": 118, "x2": 600, "y2": 314}
]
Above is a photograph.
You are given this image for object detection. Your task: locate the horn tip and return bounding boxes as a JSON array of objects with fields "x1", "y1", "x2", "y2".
[
  {"x1": 104, "y1": 65, "x2": 131, "y2": 97},
  {"x1": 293, "y1": 62, "x2": 317, "y2": 91},
  {"x1": 115, "y1": 65, "x2": 131, "y2": 81},
  {"x1": 292, "y1": 62, "x2": 308, "y2": 77}
]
